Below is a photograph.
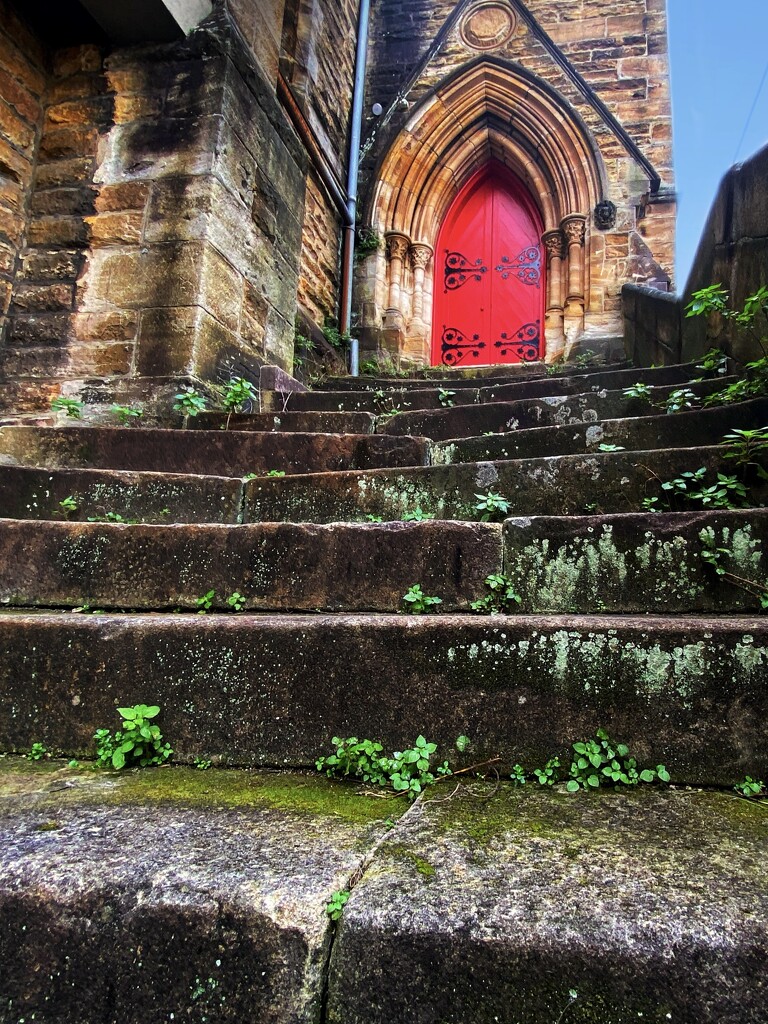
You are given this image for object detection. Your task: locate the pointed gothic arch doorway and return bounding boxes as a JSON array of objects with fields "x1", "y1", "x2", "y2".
[{"x1": 432, "y1": 164, "x2": 545, "y2": 367}]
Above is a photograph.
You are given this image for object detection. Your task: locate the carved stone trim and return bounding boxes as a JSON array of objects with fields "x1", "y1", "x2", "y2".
[
  {"x1": 409, "y1": 243, "x2": 433, "y2": 271},
  {"x1": 594, "y1": 200, "x2": 617, "y2": 231},
  {"x1": 385, "y1": 232, "x2": 410, "y2": 262},
  {"x1": 541, "y1": 229, "x2": 566, "y2": 262},
  {"x1": 561, "y1": 215, "x2": 586, "y2": 247}
]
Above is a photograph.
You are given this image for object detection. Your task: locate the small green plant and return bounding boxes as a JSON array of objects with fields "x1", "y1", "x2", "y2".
[
  {"x1": 221, "y1": 377, "x2": 257, "y2": 414},
  {"x1": 622, "y1": 383, "x2": 653, "y2": 402},
  {"x1": 698, "y1": 528, "x2": 768, "y2": 606},
  {"x1": 597, "y1": 443, "x2": 625, "y2": 452},
  {"x1": 721, "y1": 426, "x2": 768, "y2": 476},
  {"x1": 196, "y1": 590, "x2": 215, "y2": 613},
  {"x1": 533, "y1": 757, "x2": 560, "y2": 786},
  {"x1": 51, "y1": 396, "x2": 83, "y2": 419},
  {"x1": 438, "y1": 387, "x2": 456, "y2": 408},
  {"x1": 58, "y1": 495, "x2": 78, "y2": 515},
  {"x1": 696, "y1": 348, "x2": 729, "y2": 376},
  {"x1": 173, "y1": 387, "x2": 207, "y2": 417},
  {"x1": 648, "y1": 467, "x2": 750, "y2": 511},
  {"x1": 266, "y1": 469, "x2": 286, "y2": 478},
  {"x1": 110, "y1": 404, "x2": 142, "y2": 423},
  {"x1": 510, "y1": 763, "x2": 527, "y2": 785},
  {"x1": 664, "y1": 388, "x2": 699, "y2": 414},
  {"x1": 354, "y1": 226, "x2": 381, "y2": 263},
  {"x1": 470, "y1": 573, "x2": 522, "y2": 614},
  {"x1": 317, "y1": 734, "x2": 448, "y2": 800},
  {"x1": 226, "y1": 591, "x2": 246, "y2": 612},
  {"x1": 27, "y1": 742, "x2": 49, "y2": 761},
  {"x1": 473, "y1": 490, "x2": 510, "y2": 522},
  {"x1": 734, "y1": 776, "x2": 765, "y2": 797},
  {"x1": 86, "y1": 511, "x2": 136, "y2": 524},
  {"x1": 322, "y1": 320, "x2": 351, "y2": 351},
  {"x1": 326, "y1": 889, "x2": 350, "y2": 920},
  {"x1": 402, "y1": 507, "x2": 432, "y2": 522},
  {"x1": 566, "y1": 728, "x2": 670, "y2": 792},
  {"x1": 402, "y1": 584, "x2": 442, "y2": 614},
  {"x1": 193, "y1": 757, "x2": 212, "y2": 770},
  {"x1": 94, "y1": 704, "x2": 172, "y2": 770},
  {"x1": 243, "y1": 473, "x2": 258, "y2": 482},
  {"x1": 455, "y1": 735, "x2": 470, "y2": 754},
  {"x1": 365, "y1": 514, "x2": 384, "y2": 522}
]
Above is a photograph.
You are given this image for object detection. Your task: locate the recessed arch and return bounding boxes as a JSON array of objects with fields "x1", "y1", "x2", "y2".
[{"x1": 366, "y1": 57, "x2": 606, "y2": 364}]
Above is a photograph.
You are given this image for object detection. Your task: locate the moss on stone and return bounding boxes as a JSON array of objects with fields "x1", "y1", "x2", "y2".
[{"x1": 0, "y1": 759, "x2": 404, "y2": 826}]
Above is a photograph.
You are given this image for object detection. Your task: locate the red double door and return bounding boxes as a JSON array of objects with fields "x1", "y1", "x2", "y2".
[{"x1": 431, "y1": 166, "x2": 545, "y2": 367}]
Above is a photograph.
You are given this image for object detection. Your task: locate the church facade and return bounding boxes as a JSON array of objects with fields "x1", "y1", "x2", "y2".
[{"x1": 0, "y1": 0, "x2": 674, "y2": 412}]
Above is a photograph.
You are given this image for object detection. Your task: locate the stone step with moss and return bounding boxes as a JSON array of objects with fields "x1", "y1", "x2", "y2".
[
  {"x1": 0, "y1": 425, "x2": 429, "y2": 476},
  {"x1": 431, "y1": 397, "x2": 768, "y2": 464},
  {"x1": 0, "y1": 519, "x2": 502, "y2": 612},
  {"x1": 503, "y1": 509, "x2": 768, "y2": 613},
  {"x1": 190, "y1": 410, "x2": 377, "y2": 434},
  {"x1": 265, "y1": 363, "x2": 706, "y2": 415},
  {"x1": 0, "y1": 759, "x2": 399, "y2": 1024},
  {"x1": 1, "y1": 611, "x2": 767, "y2": 783},
  {"x1": 328, "y1": 784, "x2": 768, "y2": 1024},
  {"x1": 0, "y1": 464, "x2": 244, "y2": 523},
  {"x1": 242, "y1": 445, "x2": 752, "y2": 523},
  {"x1": 378, "y1": 376, "x2": 741, "y2": 440}
]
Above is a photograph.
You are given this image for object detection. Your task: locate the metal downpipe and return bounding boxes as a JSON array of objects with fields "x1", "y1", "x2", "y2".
[{"x1": 340, "y1": 0, "x2": 371, "y2": 376}]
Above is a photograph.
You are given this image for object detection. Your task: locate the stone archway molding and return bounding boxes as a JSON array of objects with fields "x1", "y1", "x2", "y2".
[{"x1": 369, "y1": 57, "x2": 606, "y2": 364}]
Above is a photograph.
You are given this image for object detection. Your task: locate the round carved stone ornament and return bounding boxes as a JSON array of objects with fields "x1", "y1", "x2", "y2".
[{"x1": 459, "y1": 2, "x2": 517, "y2": 51}]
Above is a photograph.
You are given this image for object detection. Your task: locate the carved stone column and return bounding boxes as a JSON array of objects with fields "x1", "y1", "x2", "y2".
[
  {"x1": 541, "y1": 229, "x2": 566, "y2": 362},
  {"x1": 409, "y1": 243, "x2": 433, "y2": 322},
  {"x1": 383, "y1": 231, "x2": 411, "y2": 357},
  {"x1": 561, "y1": 214, "x2": 586, "y2": 351},
  {"x1": 403, "y1": 242, "x2": 433, "y2": 363},
  {"x1": 384, "y1": 231, "x2": 410, "y2": 317}
]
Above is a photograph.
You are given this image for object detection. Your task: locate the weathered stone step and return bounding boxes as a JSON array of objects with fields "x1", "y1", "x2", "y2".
[
  {"x1": 432, "y1": 397, "x2": 768, "y2": 464},
  {"x1": 329, "y1": 786, "x2": 768, "y2": 1024},
  {"x1": 1, "y1": 611, "x2": 766, "y2": 782},
  {"x1": 0, "y1": 426, "x2": 428, "y2": 475},
  {"x1": 380, "y1": 377, "x2": 740, "y2": 440},
  {"x1": 4, "y1": 766, "x2": 764, "y2": 1024},
  {"x1": 191, "y1": 410, "x2": 377, "y2": 433},
  {"x1": 268, "y1": 363, "x2": 705, "y2": 414},
  {"x1": 0, "y1": 519, "x2": 501, "y2": 612},
  {"x1": 0, "y1": 464, "x2": 243, "y2": 523},
  {"x1": 243, "y1": 445, "x2": 744, "y2": 523},
  {"x1": 505, "y1": 509, "x2": 768, "y2": 613},
  {"x1": 317, "y1": 359, "x2": 631, "y2": 389},
  {"x1": 0, "y1": 760, "x2": 394, "y2": 1024}
]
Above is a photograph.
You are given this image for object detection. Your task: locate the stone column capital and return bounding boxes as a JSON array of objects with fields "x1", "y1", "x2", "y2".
[
  {"x1": 408, "y1": 242, "x2": 433, "y2": 271},
  {"x1": 541, "y1": 229, "x2": 566, "y2": 262},
  {"x1": 561, "y1": 215, "x2": 586, "y2": 247},
  {"x1": 385, "y1": 232, "x2": 411, "y2": 262}
]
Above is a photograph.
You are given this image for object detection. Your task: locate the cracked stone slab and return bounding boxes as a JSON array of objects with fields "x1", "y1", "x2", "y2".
[
  {"x1": 0, "y1": 761, "x2": 396, "y2": 1024},
  {"x1": 329, "y1": 786, "x2": 768, "y2": 1024}
]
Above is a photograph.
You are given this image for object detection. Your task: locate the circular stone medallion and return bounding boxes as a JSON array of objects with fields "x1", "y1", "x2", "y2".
[{"x1": 459, "y1": 2, "x2": 517, "y2": 50}]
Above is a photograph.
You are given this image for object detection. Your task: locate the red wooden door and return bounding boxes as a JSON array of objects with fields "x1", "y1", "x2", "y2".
[{"x1": 431, "y1": 167, "x2": 544, "y2": 367}]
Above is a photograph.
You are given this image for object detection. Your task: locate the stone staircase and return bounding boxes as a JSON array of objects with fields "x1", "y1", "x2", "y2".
[{"x1": 1, "y1": 358, "x2": 767, "y2": 1023}]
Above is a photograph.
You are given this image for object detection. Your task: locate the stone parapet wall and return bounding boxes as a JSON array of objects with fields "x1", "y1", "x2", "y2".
[{"x1": 624, "y1": 141, "x2": 768, "y2": 367}]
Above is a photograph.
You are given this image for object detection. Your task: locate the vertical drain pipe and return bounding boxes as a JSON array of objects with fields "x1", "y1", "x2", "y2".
[{"x1": 340, "y1": 0, "x2": 371, "y2": 377}]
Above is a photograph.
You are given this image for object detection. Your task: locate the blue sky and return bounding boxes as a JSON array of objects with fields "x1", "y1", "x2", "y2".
[{"x1": 668, "y1": 0, "x2": 768, "y2": 288}]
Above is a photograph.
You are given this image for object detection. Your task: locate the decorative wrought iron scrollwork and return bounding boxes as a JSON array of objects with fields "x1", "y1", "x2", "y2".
[
  {"x1": 441, "y1": 326, "x2": 486, "y2": 367},
  {"x1": 493, "y1": 321, "x2": 540, "y2": 362},
  {"x1": 444, "y1": 251, "x2": 488, "y2": 292},
  {"x1": 494, "y1": 246, "x2": 542, "y2": 287}
]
